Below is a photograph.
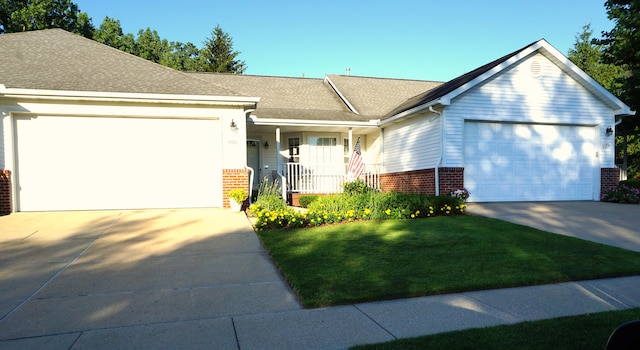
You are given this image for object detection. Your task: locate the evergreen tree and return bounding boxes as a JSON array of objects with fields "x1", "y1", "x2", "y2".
[{"x1": 201, "y1": 25, "x2": 246, "y2": 73}]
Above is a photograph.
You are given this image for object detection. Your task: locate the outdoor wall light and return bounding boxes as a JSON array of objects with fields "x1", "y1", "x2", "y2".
[
  {"x1": 606, "y1": 127, "x2": 613, "y2": 136},
  {"x1": 264, "y1": 141, "x2": 269, "y2": 149},
  {"x1": 230, "y1": 119, "x2": 237, "y2": 130}
]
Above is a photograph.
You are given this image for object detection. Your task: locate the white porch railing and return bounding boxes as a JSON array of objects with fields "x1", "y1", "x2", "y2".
[{"x1": 283, "y1": 162, "x2": 380, "y2": 194}]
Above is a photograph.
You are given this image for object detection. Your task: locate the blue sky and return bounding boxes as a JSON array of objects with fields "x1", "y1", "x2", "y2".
[{"x1": 74, "y1": 0, "x2": 612, "y2": 82}]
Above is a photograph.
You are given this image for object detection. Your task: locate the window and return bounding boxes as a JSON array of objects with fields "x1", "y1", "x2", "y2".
[
  {"x1": 288, "y1": 137, "x2": 300, "y2": 162},
  {"x1": 308, "y1": 137, "x2": 340, "y2": 173}
]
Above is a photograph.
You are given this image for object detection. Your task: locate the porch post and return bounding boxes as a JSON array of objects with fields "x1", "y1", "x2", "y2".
[
  {"x1": 276, "y1": 127, "x2": 286, "y2": 200},
  {"x1": 348, "y1": 128, "x2": 353, "y2": 174}
]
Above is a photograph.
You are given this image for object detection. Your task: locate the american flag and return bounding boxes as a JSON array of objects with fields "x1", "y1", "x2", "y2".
[{"x1": 347, "y1": 137, "x2": 364, "y2": 179}]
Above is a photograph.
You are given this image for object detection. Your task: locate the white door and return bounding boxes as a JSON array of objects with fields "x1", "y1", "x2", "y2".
[
  {"x1": 464, "y1": 122, "x2": 596, "y2": 202},
  {"x1": 15, "y1": 116, "x2": 222, "y2": 211}
]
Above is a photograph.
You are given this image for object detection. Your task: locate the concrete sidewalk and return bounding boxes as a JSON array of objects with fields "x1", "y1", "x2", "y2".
[{"x1": 1, "y1": 207, "x2": 639, "y2": 349}]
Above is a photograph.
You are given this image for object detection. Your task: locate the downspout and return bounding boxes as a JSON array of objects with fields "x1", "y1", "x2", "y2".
[
  {"x1": 429, "y1": 106, "x2": 443, "y2": 196},
  {"x1": 244, "y1": 109, "x2": 256, "y2": 205}
]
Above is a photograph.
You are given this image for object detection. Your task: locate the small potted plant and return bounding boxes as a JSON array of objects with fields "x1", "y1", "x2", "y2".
[{"x1": 228, "y1": 189, "x2": 248, "y2": 212}]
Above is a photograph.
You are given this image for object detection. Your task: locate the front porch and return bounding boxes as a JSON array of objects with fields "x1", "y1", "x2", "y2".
[{"x1": 284, "y1": 161, "x2": 380, "y2": 191}]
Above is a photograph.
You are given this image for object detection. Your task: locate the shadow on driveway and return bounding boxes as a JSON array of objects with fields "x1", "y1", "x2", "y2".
[{"x1": 0, "y1": 209, "x2": 301, "y2": 342}]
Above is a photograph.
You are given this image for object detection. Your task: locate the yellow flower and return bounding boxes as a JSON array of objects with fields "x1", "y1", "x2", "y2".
[
  {"x1": 385, "y1": 209, "x2": 391, "y2": 215},
  {"x1": 411, "y1": 214, "x2": 415, "y2": 218},
  {"x1": 415, "y1": 210, "x2": 420, "y2": 215}
]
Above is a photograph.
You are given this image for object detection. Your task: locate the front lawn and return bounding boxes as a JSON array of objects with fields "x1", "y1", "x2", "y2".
[
  {"x1": 351, "y1": 308, "x2": 640, "y2": 350},
  {"x1": 257, "y1": 216, "x2": 640, "y2": 308}
]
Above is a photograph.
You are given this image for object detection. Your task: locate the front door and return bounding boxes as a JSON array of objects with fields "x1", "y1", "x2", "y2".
[{"x1": 247, "y1": 140, "x2": 261, "y2": 191}]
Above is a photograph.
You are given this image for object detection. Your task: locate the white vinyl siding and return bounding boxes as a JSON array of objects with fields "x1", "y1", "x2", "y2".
[
  {"x1": 383, "y1": 112, "x2": 440, "y2": 173},
  {"x1": 445, "y1": 53, "x2": 614, "y2": 167},
  {"x1": 14, "y1": 115, "x2": 222, "y2": 211},
  {"x1": 464, "y1": 122, "x2": 597, "y2": 202}
]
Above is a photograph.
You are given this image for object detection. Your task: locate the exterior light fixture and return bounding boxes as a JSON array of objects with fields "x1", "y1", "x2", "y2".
[
  {"x1": 606, "y1": 127, "x2": 613, "y2": 136},
  {"x1": 230, "y1": 119, "x2": 237, "y2": 130},
  {"x1": 264, "y1": 141, "x2": 269, "y2": 149}
]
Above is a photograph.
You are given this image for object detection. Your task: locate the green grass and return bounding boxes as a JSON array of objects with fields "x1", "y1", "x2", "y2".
[
  {"x1": 351, "y1": 308, "x2": 640, "y2": 350},
  {"x1": 257, "y1": 216, "x2": 640, "y2": 308}
]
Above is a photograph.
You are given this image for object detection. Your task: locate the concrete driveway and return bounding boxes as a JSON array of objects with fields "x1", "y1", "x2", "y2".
[
  {"x1": 0, "y1": 209, "x2": 301, "y2": 348},
  {"x1": 468, "y1": 201, "x2": 640, "y2": 252}
]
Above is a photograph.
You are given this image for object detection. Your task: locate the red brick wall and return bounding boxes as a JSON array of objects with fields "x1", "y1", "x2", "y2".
[
  {"x1": 0, "y1": 170, "x2": 11, "y2": 216},
  {"x1": 601, "y1": 168, "x2": 620, "y2": 197},
  {"x1": 222, "y1": 169, "x2": 249, "y2": 209},
  {"x1": 380, "y1": 167, "x2": 464, "y2": 196}
]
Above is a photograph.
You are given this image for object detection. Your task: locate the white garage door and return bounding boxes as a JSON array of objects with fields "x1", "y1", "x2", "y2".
[
  {"x1": 15, "y1": 116, "x2": 222, "y2": 211},
  {"x1": 464, "y1": 122, "x2": 597, "y2": 202}
]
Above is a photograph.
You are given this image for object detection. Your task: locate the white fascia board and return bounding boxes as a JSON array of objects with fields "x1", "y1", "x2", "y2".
[
  {"x1": 0, "y1": 86, "x2": 260, "y2": 106},
  {"x1": 324, "y1": 75, "x2": 360, "y2": 114},
  {"x1": 248, "y1": 115, "x2": 378, "y2": 128}
]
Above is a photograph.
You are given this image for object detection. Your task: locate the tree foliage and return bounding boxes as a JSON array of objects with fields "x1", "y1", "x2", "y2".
[
  {"x1": 0, "y1": 0, "x2": 93, "y2": 37},
  {"x1": 598, "y1": 0, "x2": 640, "y2": 178},
  {"x1": 200, "y1": 25, "x2": 247, "y2": 73},
  {"x1": 568, "y1": 24, "x2": 625, "y2": 95}
]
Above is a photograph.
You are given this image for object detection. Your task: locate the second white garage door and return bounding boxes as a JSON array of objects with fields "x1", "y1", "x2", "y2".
[
  {"x1": 15, "y1": 116, "x2": 222, "y2": 211},
  {"x1": 464, "y1": 122, "x2": 597, "y2": 202}
]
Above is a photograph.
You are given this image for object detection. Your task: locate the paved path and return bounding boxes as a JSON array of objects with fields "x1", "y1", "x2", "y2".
[{"x1": 0, "y1": 206, "x2": 639, "y2": 349}]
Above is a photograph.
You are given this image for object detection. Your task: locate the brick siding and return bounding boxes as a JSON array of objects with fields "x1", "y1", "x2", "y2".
[
  {"x1": 380, "y1": 167, "x2": 464, "y2": 196},
  {"x1": 0, "y1": 170, "x2": 11, "y2": 216},
  {"x1": 600, "y1": 168, "x2": 620, "y2": 199},
  {"x1": 222, "y1": 169, "x2": 249, "y2": 209}
]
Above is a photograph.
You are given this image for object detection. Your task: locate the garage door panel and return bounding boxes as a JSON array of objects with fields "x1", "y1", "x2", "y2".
[
  {"x1": 15, "y1": 116, "x2": 222, "y2": 211},
  {"x1": 464, "y1": 122, "x2": 596, "y2": 202}
]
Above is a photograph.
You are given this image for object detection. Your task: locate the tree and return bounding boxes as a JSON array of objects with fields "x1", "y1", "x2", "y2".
[
  {"x1": 0, "y1": 0, "x2": 94, "y2": 37},
  {"x1": 568, "y1": 24, "x2": 625, "y2": 95},
  {"x1": 160, "y1": 41, "x2": 206, "y2": 72},
  {"x1": 200, "y1": 25, "x2": 246, "y2": 73},
  {"x1": 599, "y1": 0, "x2": 640, "y2": 178},
  {"x1": 93, "y1": 16, "x2": 135, "y2": 54},
  {"x1": 134, "y1": 28, "x2": 168, "y2": 63}
]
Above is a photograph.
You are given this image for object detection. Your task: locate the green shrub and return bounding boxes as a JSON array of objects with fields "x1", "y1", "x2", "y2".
[
  {"x1": 254, "y1": 207, "x2": 308, "y2": 231},
  {"x1": 369, "y1": 192, "x2": 433, "y2": 220},
  {"x1": 620, "y1": 179, "x2": 640, "y2": 190},
  {"x1": 601, "y1": 183, "x2": 640, "y2": 204},
  {"x1": 249, "y1": 177, "x2": 286, "y2": 214},
  {"x1": 298, "y1": 195, "x2": 319, "y2": 208},
  {"x1": 429, "y1": 195, "x2": 467, "y2": 215},
  {"x1": 342, "y1": 180, "x2": 375, "y2": 195}
]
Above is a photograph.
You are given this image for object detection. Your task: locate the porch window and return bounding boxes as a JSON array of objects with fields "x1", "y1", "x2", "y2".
[
  {"x1": 288, "y1": 137, "x2": 300, "y2": 163},
  {"x1": 308, "y1": 137, "x2": 341, "y2": 173}
]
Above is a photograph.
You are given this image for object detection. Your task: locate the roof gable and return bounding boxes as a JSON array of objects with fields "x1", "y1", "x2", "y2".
[
  {"x1": 385, "y1": 39, "x2": 634, "y2": 119},
  {"x1": 0, "y1": 29, "x2": 240, "y2": 97},
  {"x1": 325, "y1": 75, "x2": 443, "y2": 118}
]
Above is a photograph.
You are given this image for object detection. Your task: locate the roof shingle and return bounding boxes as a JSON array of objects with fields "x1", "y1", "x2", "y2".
[{"x1": 0, "y1": 29, "x2": 240, "y2": 96}]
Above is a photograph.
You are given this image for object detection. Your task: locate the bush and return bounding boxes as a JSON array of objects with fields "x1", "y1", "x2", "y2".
[
  {"x1": 620, "y1": 179, "x2": 640, "y2": 190},
  {"x1": 429, "y1": 195, "x2": 467, "y2": 215},
  {"x1": 249, "y1": 177, "x2": 286, "y2": 214},
  {"x1": 298, "y1": 195, "x2": 319, "y2": 208},
  {"x1": 601, "y1": 184, "x2": 640, "y2": 204},
  {"x1": 342, "y1": 180, "x2": 375, "y2": 195},
  {"x1": 254, "y1": 190, "x2": 467, "y2": 231}
]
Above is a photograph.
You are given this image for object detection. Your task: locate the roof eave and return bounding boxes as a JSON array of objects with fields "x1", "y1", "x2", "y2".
[
  {"x1": 248, "y1": 115, "x2": 379, "y2": 128},
  {"x1": 0, "y1": 85, "x2": 260, "y2": 106}
]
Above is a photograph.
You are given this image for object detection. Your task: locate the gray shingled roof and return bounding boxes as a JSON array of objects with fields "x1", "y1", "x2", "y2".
[
  {"x1": 0, "y1": 29, "x2": 241, "y2": 96},
  {"x1": 325, "y1": 75, "x2": 443, "y2": 118},
  {"x1": 191, "y1": 73, "x2": 366, "y2": 121},
  {"x1": 191, "y1": 73, "x2": 446, "y2": 122}
]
